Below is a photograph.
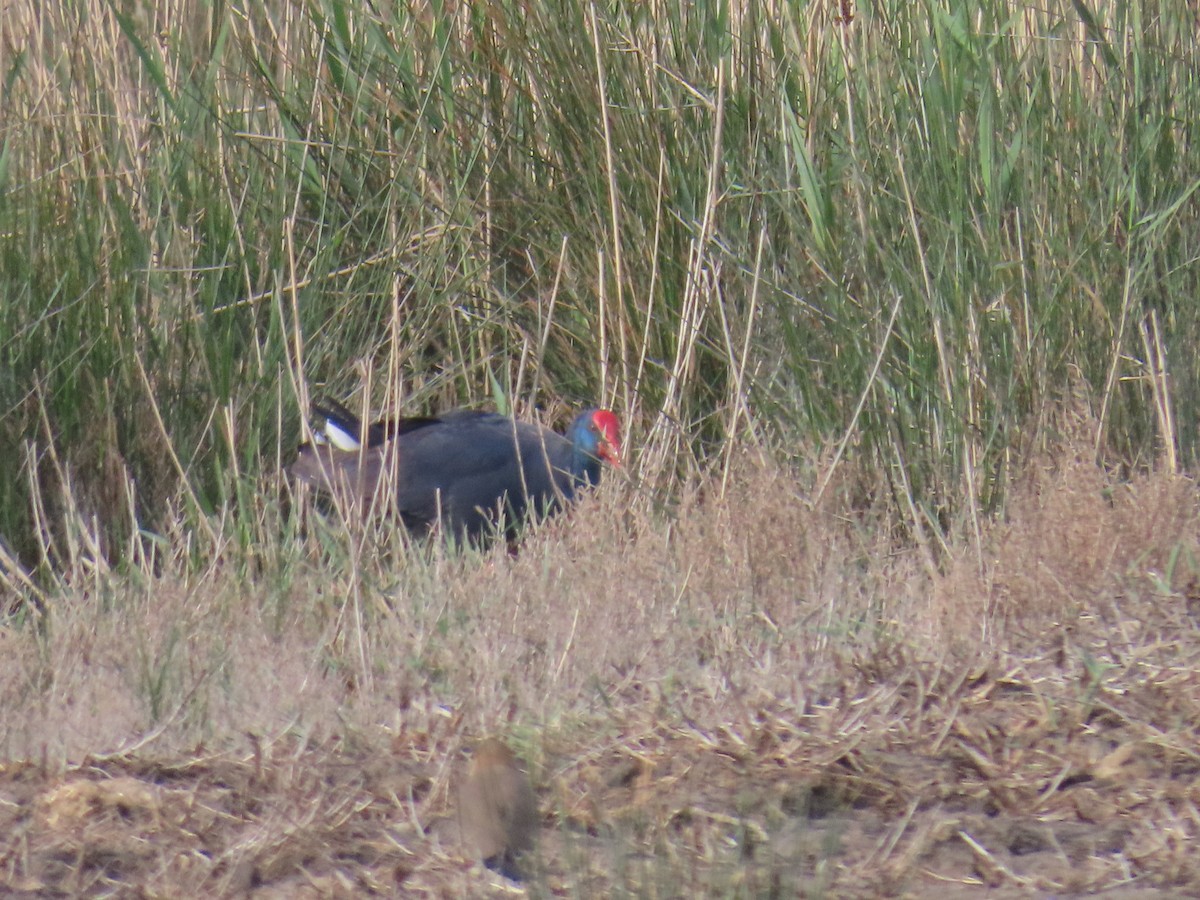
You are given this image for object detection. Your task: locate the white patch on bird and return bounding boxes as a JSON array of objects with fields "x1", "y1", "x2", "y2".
[{"x1": 323, "y1": 418, "x2": 361, "y2": 452}]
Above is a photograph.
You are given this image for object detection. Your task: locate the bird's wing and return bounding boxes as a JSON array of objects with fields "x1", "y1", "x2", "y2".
[{"x1": 396, "y1": 413, "x2": 572, "y2": 533}]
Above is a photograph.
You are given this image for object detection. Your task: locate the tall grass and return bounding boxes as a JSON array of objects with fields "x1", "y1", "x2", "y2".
[{"x1": 2, "y1": 0, "x2": 1199, "y2": 586}]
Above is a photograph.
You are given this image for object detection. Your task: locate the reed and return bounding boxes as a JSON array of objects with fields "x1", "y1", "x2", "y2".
[{"x1": 1, "y1": 0, "x2": 1199, "y2": 583}]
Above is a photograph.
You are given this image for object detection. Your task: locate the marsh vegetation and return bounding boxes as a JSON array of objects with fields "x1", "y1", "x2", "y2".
[{"x1": 2, "y1": 0, "x2": 1199, "y2": 894}]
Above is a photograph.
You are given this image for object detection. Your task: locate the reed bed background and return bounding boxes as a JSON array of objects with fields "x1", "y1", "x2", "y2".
[
  {"x1": 1, "y1": 0, "x2": 1199, "y2": 894},
  {"x1": 2, "y1": 0, "x2": 1198, "y2": 582}
]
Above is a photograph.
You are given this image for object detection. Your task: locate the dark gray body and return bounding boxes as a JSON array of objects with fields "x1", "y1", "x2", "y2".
[
  {"x1": 291, "y1": 409, "x2": 602, "y2": 541},
  {"x1": 393, "y1": 410, "x2": 595, "y2": 538}
]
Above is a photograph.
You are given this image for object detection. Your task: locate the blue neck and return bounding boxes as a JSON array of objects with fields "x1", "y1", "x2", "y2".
[
  {"x1": 572, "y1": 444, "x2": 604, "y2": 485},
  {"x1": 569, "y1": 411, "x2": 605, "y2": 485}
]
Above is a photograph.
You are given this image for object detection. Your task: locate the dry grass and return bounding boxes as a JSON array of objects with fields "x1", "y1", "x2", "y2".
[{"x1": 1, "y1": 439, "x2": 1199, "y2": 897}]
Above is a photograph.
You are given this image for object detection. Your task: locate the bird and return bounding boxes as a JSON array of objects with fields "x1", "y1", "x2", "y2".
[
  {"x1": 290, "y1": 399, "x2": 621, "y2": 541},
  {"x1": 458, "y1": 737, "x2": 538, "y2": 881}
]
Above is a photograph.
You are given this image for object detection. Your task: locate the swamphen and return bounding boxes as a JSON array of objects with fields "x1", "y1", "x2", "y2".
[{"x1": 290, "y1": 399, "x2": 621, "y2": 541}]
